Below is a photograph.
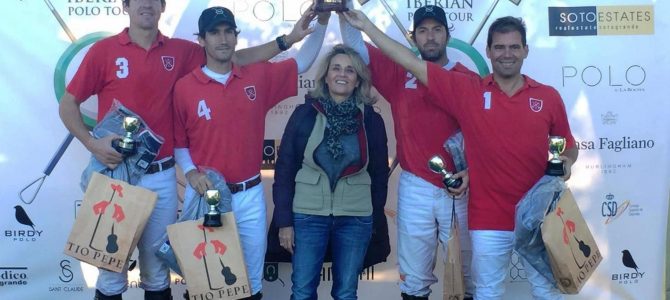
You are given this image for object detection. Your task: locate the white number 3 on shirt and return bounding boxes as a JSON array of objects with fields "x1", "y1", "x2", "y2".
[
  {"x1": 197, "y1": 99, "x2": 212, "y2": 120},
  {"x1": 116, "y1": 57, "x2": 129, "y2": 79}
]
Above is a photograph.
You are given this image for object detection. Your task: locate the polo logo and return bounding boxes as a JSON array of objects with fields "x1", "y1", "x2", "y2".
[
  {"x1": 529, "y1": 98, "x2": 543, "y2": 112},
  {"x1": 161, "y1": 56, "x2": 175, "y2": 71},
  {"x1": 244, "y1": 86, "x2": 256, "y2": 101}
]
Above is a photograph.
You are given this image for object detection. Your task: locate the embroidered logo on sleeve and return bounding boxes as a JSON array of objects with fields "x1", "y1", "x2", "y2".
[{"x1": 529, "y1": 98, "x2": 543, "y2": 112}]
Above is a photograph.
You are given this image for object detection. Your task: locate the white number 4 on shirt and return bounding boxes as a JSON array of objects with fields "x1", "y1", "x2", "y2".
[{"x1": 197, "y1": 99, "x2": 212, "y2": 120}]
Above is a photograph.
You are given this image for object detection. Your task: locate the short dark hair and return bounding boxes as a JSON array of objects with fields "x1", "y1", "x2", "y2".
[
  {"x1": 487, "y1": 16, "x2": 526, "y2": 48},
  {"x1": 123, "y1": 0, "x2": 166, "y2": 7}
]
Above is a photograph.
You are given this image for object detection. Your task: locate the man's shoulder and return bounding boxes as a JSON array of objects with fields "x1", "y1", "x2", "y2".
[
  {"x1": 163, "y1": 36, "x2": 200, "y2": 50},
  {"x1": 525, "y1": 75, "x2": 561, "y2": 96},
  {"x1": 174, "y1": 69, "x2": 201, "y2": 90},
  {"x1": 452, "y1": 62, "x2": 480, "y2": 78}
]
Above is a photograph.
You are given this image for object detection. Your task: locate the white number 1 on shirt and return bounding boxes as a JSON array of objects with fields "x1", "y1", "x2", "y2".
[{"x1": 197, "y1": 100, "x2": 212, "y2": 120}]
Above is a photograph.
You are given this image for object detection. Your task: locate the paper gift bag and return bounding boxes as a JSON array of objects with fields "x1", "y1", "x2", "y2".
[
  {"x1": 168, "y1": 214, "x2": 251, "y2": 300},
  {"x1": 444, "y1": 205, "x2": 465, "y2": 300},
  {"x1": 541, "y1": 189, "x2": 602, "y2": 294},
  {"x1": 64, "y1": 172, "x2": 157, "y2": 272}
]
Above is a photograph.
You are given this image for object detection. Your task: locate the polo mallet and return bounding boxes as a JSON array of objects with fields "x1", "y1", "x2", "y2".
[{"x1": 19, "y1": 0, "x2": 79, "y2": 204}]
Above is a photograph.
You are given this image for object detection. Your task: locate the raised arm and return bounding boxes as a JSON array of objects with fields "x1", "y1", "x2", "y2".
[
  {"x1": 293, "y1": 12, "x2": 330, "y2": 73},
  {"x1": 338, "y1": 2, "x2": 369, "y2": 64},
  {"x1": 341, "y1": 9, "x2": 427, "y2": 84},
  {"x1": 232, "y1": 7, "x2": 318, "y2": 65}
]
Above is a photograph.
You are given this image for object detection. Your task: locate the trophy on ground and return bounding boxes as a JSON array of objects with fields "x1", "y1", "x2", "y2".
[
  {"x1": 428, "y1": 155, "x2": 463, "y2": 189},
  {"x1": 314, "y1": 0, "x2": 348, "y2": 12},
  {"x1": 112, "y1": 116, "x2": 140, "y2": 157},
  {"x1": 203, "y1": 190, "x2": 223, "y2": 227},
  {"x1": 546, "y1": 136, "x2": 566, "y2": 176}
]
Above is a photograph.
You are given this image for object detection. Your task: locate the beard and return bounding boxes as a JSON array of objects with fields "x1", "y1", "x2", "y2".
[{"x1": 418, "y1": 45, "x2": 446, "y2": 63}]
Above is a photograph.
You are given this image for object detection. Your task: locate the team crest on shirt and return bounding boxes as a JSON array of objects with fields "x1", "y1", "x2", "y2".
[
  {"x1": 244, "y1": 86, "x2": 257, "y2": 101},
  {"x1": 161, "y1": 56, "x2": 175, "y2": 71},
  {"x1": 529, "y1": 98, "x2": 543, "y2": 112}
]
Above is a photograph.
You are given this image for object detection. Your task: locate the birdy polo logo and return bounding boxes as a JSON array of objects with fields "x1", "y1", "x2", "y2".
[
  {"x1": 612, "y1": 249, "x2": 645, "y2": 284},
  {"x1": 6, "y1": 205, "x2": 43, "y2": 242},
  {"x1": 244, "y1": 86, "x2": 257, "y2": 101},
  {"x1": 161, "y1": 56, "x2": 175, "y2": 71},
  {"x1": 529, "y1": 98, "x2": 543, "y2": 112},
  {"x1": 548, "y1": 5, "x2": 654, "y2": 36}
]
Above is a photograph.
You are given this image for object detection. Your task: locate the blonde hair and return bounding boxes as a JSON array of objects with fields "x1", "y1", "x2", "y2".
[{"x1": 308, "y1": 44, "x2": 375, "y2": 105}]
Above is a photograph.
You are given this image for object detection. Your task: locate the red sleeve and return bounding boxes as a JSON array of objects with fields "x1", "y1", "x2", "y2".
[
  {"x1": 548, "y1": 87, "x2": 576, "y2": 149},
  {"x1": 426, "y1": 62, "x2": 481, "y2": 118},
  {"x1": 265, "y1": 59, "x2": 298, "y2": 110},
  {"x1": 172, "y1": 78, "x2": 190, "y2": 149},
  {"x1": 366, "y1": 43, "x2": 405, "y2": 103},
  {"x1": 66, "y1": 42, "x2": 106, "y2": 103}
]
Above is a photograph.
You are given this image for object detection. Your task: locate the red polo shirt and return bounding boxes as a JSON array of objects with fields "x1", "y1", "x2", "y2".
[
  {"x1": 66, "y1": 28, "x2": 205, "y2": 159},
  {"x1": 427, "y1": 62, "x2": 576, "y2": 230},
  {"x1": 367, "y1": 44, "x2": 479, "y2": 188},
  {"x1": 173, "y1": 60, "x2": 298, "y2": 183}
]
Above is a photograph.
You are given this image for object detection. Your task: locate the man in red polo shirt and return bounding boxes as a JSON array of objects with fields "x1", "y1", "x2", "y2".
[
  {"x1": 345, "y1": 12, "x2": 578, "y2": 300},
  {"x1": 58, "y1": 1, "x2": 316, "y2": 299},
  {"x1": 172, "y1": 6, "x2": 327, "y2": 300},
  {"x1": 340, "y1": 4, "x2": 476, "y2": 299}
]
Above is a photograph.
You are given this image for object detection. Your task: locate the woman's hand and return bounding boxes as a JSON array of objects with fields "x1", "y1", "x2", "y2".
[{"x1": 279, "y1": 226, "x2": 295, "y2": 254}]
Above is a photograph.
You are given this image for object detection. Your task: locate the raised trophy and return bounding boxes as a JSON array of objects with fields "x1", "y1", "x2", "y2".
[
  {"x1": 314, "y1": 0, "x2": 348, "y2": 12},
  {"x1": 203, "y1": 189, "x2": 223, "y2": 227},
  {"x1": 112, "y1": 116, "x2": 140, "y2": 157},
  {"x1": 546, "y1": 136, "x2": 567, "y2": 176},
  {"x1": 428, "y1": 155, "x2": 462, "y2": 189}
]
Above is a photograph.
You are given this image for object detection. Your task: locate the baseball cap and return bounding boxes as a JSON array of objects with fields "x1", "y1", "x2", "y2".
[
  {"x1": 413, "y1": 5, "x2": 448, "y2": 30},
  {"x1": 198, "y1": 6, "x2": 236, "y2": 36}
]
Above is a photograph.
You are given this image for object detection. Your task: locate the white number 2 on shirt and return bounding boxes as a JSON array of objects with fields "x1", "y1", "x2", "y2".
[
  {"x1": 115, "y1": 57, "x2": 129, "y2": 79},
  {"x1": 197, "y1": 99, "x2": 212, "y2": 120}
]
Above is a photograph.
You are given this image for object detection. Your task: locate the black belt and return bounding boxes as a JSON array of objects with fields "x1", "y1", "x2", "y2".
[
  {"x1": 146, "y1": 158, "x2": 175, "y2": 174},
  {"x1": 227, "y1": 176, "x2": 262, "y2": 194}
]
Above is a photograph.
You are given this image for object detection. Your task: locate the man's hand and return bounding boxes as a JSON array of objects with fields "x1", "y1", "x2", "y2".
[
  {"x1": 86, "y1": 135, "x2": 123, "y2": 169},
  {"x1": 339, "y1": 9, "x2": 372, "y2": 32},
  {"x1": 559, "y1": 156, "x2": 574, "y2": 181},
  {"x1": 186, "y1": 169, "x2": 213, "y2": 195},
  {"x1": 285, "y1": 5, "x2": 319, "y2": 47},
  {"x1": 278, "y1": 226, "x2": 295, "y2": 254},
  {"x1": 447, "y1": 169, "x2": 469, "y2": 197}
]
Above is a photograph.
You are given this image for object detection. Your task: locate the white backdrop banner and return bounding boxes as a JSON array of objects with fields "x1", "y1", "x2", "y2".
[{"x1": 1, "y1": 0, "x2": 668, "y2": 299}]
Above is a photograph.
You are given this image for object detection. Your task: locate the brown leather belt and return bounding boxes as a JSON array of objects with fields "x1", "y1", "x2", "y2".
[
  {"x1": 227, "y1": 176, "x2": 262, "y2": 194},
  {"x1": 146, "y1": 158, "x2": 175, "y2": 174}
]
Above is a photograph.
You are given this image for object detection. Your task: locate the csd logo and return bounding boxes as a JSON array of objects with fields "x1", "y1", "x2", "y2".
[{"x1": 59, "y1": 260, "x2": 73, "y2": 283}]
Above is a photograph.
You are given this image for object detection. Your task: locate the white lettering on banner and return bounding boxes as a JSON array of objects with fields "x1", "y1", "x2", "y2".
[{"x1": 560, "y1": 12, "x2": 598, "y2": 24}]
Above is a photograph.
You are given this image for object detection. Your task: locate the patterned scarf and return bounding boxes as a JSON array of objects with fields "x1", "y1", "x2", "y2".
[{"x1": 318, "y1": 96, "x2": 360, "y2": 159}]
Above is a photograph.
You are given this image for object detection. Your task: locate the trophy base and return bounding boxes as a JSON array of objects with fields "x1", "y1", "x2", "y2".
[
  {"x1": 314, "y1": 4, "x2": 348, "y2": 12},
  {"x1": 203, "y1": 214, "x2": 222, "y2": 227},
  {"x1": 443, "y1": 177, "x2": 463, "y2": 189},
  {"x1": 113, "y1": 139, "x2": 137, "y2": 157},
  {"x1": 545, "y1": 161, "x2": 565, "y2": 176}
]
